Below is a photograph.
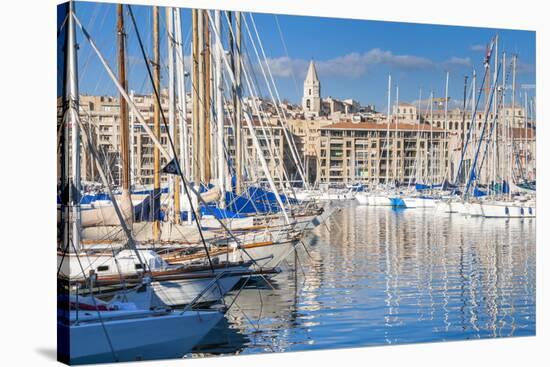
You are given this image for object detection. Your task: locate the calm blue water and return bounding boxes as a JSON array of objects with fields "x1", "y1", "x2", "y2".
[{"x1": 193, "y1": 203, "x2": 536, "y2": 356}]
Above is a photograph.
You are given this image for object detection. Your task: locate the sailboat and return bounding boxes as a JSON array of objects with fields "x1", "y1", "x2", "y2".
[
  {"x1": 58, "y1": 3, "x2": 228, "y2": 364},
  {"x1": 477, "y1": 54, "x2": 535, "y2": 218},
  {"x1": 356, "y1": 75, "x2": 395, "y2": 206},
  {"x1": 443, "y1": 36, "x2": 537, "y2": 219},
  {"x1": 58, "y1": 293, "x2": 224, "y2": 364},
  {"x1": 399, "y1": 88, "x2": 443, "y2": 209}
]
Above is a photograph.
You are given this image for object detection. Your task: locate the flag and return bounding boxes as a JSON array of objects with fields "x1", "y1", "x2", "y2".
[{"x1": 162, "y1": 158, "x2": 181, "y2": 175}]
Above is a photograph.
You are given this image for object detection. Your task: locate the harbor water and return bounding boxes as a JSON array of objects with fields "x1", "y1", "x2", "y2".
[{"x1": 193, "y1": 203, "x2": 536, "y2": 356}]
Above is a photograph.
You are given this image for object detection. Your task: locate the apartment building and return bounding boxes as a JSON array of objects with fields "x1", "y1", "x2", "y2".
[
  {"x1": 77, "y1": 91, "x2": 293, "y2": 188},
  {"x1": 317, "y1": 121, "x2": 448, "y2": 185}
]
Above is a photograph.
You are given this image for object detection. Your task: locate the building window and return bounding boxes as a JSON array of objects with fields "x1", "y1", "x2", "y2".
[
  {"x1": 306, "y1": 99, "x2": 311, "y2": 109},
  {"x1": 309, "y1": 89, "x2": 312, "y2": 95}
]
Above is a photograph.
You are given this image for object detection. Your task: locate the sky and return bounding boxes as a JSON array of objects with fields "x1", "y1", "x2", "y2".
[{"x1": 66, "y1": 1, "x2": 536, "y2": 113}]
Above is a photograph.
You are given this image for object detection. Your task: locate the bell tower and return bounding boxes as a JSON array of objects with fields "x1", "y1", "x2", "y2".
[{"x1": 302, "y1": 60, "x2": 321, "y2": 118}]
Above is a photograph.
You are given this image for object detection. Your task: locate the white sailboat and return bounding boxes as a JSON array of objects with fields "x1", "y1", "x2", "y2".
[
  {"x1": 58, "y1": 295, "x2": 224, "y2": 364},
  {"x1": 356, "y1": 75, "x2": 395, "y2": 207},
  {"x1": 58, "y1": 4, "x2": 226, "y2": 364}
]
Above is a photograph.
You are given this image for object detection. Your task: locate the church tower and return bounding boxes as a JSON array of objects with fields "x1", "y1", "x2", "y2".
[{"x1": 302, "y1": 60, "x2": 321, "y2": 118}]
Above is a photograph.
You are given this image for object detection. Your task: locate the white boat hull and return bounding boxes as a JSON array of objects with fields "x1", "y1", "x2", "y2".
[
  {"x1": 355, "y1": 192, "x2": 368, "y2": 205},
  {"x1": 435, "y1": 201, "x2": 452, "y2": 213},
  {"x1": 212, "y1": 241, "x2": 295, "y2": 269},
  {"x1": 114, "y1": 270, "x2": 245, "y2": 307},
  {"x1": 367, "y1": 194, "x2": 393, "y2": 206},
  {"x1": 454, "y1": 202, "x2": 468, "y2": 215},
  {"x1": 58, "y1": 309, "x2": 223, "y2": 364},
  {"x1": 319, "y1": 191, "x2": 356, "y2": 201},
  {"x1": 402, "y1": 197, "x2": 436, "y2": 208},
  {"x1": 480, "y1": 201, "x2": 537, "y2": 218},
  {"x1": 465, "y1": 202, "x2": 483, "y2": 216}
]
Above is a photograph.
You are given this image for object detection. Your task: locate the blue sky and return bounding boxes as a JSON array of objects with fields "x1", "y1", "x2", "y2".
[{"x1": 69, "y1": 1, "x2": 536, "y2": 112}]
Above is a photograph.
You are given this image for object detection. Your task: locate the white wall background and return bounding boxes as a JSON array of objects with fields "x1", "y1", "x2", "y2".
[{"x1": 0, "y1": 1, "x2": 545, "y2": 366}]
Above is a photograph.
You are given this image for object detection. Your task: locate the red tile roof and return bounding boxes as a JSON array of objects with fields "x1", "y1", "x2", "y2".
[
  {"x1": 510, "y1": 127, "x2": 535, "y2": 139},
  {"x1": 322, "y1": 121, "x2": 444, "y2": 132}
]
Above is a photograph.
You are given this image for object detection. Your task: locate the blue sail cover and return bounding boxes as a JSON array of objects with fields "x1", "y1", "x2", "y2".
[
  {"x1": 180, "y1": 205, "x2": 246, "y2": 221},
  {"x1": 133, "y1": 192, "x2": 163, "y2": 222},
  {"x1": 80, "y1": 193, "x2": 110, "y2": 205},
  {"x1": 415, "y1": 180, "x2": 457, "y2": 191},
  {"x1": 135, "y1": 185, "x2": 294, "y2": 221},
  {"x1": 498, "y1": 180, "x2": 510, "y2": 194},
  {"x1": 348, "y1": 183, "x2": 365, "y2": 192},
  {"x1": 132, "y1": 187, "x2": 169, "y2": 196},
  {"x1": 473, "y1": 187, "x2": 487, "y2": 197},
  {"x1": 225, "y1": 186, "x2": 298, "y2": 215},
  {"x1": 415, "y1": 183, "x2": 443, "y2": 191}
]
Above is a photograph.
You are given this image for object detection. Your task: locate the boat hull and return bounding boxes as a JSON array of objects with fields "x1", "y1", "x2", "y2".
[
  {"x1": 465, "y1": 202, "x2": 483, "y2": 216},
  {"x1": 480, "y1": 201, "x2": 536, "y2": 218},
  {"x1": 113, "y1": 270, "x2": 246, "y2": 307},
  {"x1": 58, "y1": 310, "x2": 224, "y2": 364},
  {"x1": 355, "y1": 193, "x2": 368, "y2": 205},
  {"x1": 319, "y1": 191, "x2": 356, "y2": 201},
  {"x1": 402, "y1": 197, "x2": 436, "y2": 208},
  {"x1": 212, "y1": 241, "x2": 295, "y2": 269}
]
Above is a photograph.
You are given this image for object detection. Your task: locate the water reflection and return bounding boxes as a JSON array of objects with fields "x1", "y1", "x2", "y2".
[{"x1": 194, "y1": 204, "x2": 535, "y2": 355}]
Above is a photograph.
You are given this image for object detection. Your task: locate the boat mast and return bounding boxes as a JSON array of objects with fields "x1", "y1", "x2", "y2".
[
  {"x1": 64, "y1": 0, "x2": 81, "y2": 253},
  {"x1": 192, "y1": 10, "x2": 200, "y2": 187},
  {"x1": 198, "y1": 10, "x2": 206, "y2": 184},
  {"x1": 413, "y1": 87, "x2": 422, "y2": 188},
  {"x1": 166, "y1": 7, "x2": 180, "y2": 223},
  {"x1": 129, "y1": 89, "x2": 135, "y2": 187},
  {"x1": 458, "y1": 75, "x2": 467, "y2": 184},
  {"x1": 491, "y1": 35, "x2": 498, "y2": 195},
  {"x1": 215, "y1": 10, "x2": 226, "y2": 208},
  {"x1": 394, "y1": 83, "x2": 399, "y2": 183},
  {"x1": 174, "y1": 9, "x2": 189, "y2": 221},
  {"x1": 152, "y1": 6, "x2": 161, "y2": 240},
  {"x1": 429, "y1": 91, "x2": 434, "y2": 186},
  {"x1": 469, "y1": 69, "x2": 476, "y2": 184},
  {"x1": 443, "y1": 71, "x2": 449, "y2": 183},
  {"x1": 501, "y1": 51, "x2": 507, "y2": 195},
  {"x1": 234, "y1": 12, "x2": 243, "y2": 195},
  {"x1": 520, "y1": 89, "x2": 534, "y2": 178},
  {"x1": 510, "y1": 54, "x2": 517, "y2": 198},
  {"x1": 204, "y1": 12, "x2": 212, "y2": 184},
  {"x1": 384, "y1": 74, "x2": 391, "y2": 185},
  {"x1": 117, "y1": 4, "x2": 132, "y2": 225}
]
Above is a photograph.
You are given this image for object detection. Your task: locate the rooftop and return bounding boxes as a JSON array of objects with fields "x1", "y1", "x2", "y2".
[{"x1": 322, "y1": 121, "x2": 445, "y2": 132}]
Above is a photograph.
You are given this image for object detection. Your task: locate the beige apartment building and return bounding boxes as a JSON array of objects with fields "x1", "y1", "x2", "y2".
[
  {"x1": 77, "y1": 92, "x2": 293, "y2": 188},
  {"x1": 317, "y1": 121, "x2": 448, "y2": 185},
  {"x1": 239, "y1": 119, "x2": 290, "y2": 186},
  {"x1": 285, "y1": 117, "x2": 334, "y2": 183},
  {"x1": 79, "y1": 92, "x2": 176, "y2": 187}
]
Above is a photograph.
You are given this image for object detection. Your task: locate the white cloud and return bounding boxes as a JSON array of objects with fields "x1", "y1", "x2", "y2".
[
  {"x1": 443, "y1": 56, "x2": 472, "y2": 69},
  {"x1": 471, "y1": 44, "x2": 486, "y2": 52},
  {"x1": 263, "y1": 56, "x2": 308, "y2": 78},
  {"x1": 262, "y1": 49, "x2": 479, "y2": 80},
  {"x1": 264, "y1": 48, "x2": 435, "y2": 79}
]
